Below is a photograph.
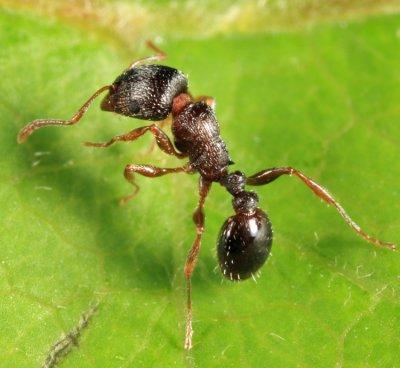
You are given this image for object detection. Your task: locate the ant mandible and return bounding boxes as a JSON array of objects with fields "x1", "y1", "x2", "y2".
[{"x1": 18, "y1": 41, "x2": 396, "y2": 350}]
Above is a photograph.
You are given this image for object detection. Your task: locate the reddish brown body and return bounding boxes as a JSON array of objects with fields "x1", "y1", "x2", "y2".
[
  {"x1": 172, "y1": 99, "x2": 231, "y2": 181},
  {"x1": 17, "y1": 41, "x2": 395, "y2": 351}
]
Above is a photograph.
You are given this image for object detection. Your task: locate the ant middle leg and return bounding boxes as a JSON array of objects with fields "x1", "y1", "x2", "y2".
[
  {"x1": 85, "y1": 123, "x2": 186, "y2": 159},
  {"x1": 184, "y1": 177, "x2": 212, "y2": 350},
  {"x1": 246, "y1": 167, "x2": 396, "y2": 250},
  {"x1": 17, "y1": 85, "x2": 111, "y2": 143},
  {"x1": 121, "y1": 162, "x2": 192, "y2": 204}
]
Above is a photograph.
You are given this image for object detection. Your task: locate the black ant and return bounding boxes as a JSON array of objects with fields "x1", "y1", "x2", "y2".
[{"x1": 18, "y1": 41, "x2": 396, "y2": 350}]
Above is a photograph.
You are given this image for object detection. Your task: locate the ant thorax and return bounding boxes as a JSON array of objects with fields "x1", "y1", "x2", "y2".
[{"x1": 172, "y1": 100, "x2": 232, "y2": 181}]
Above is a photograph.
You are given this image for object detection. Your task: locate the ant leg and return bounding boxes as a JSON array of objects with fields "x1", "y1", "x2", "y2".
[
  {"x1": 17, "y1": 85, "x2": 111, "y2": 143},
  {"x1": 85, "y1": 123, "x2": 186, "y2": 159},
  {"x1": 127, "y1": 40, "x2": 167, "y2": 70},
  {"x1": 193, "y1": 95, "x2": 216, "y2": 109},
  {"x1": 146, "y1": 117, "x2": 172, "y2": 154},
  {"x1": 184, "y1": 177, "x2": 212, "y2": 350},
  {"x1": 121, "y1": 163, "x2": 191, "y2": 204},
  {"x1": 246, "y1": 167, "x2": 396, "y2": 251}
]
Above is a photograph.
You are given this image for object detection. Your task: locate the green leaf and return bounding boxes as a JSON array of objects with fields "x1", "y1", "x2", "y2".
[{"x1": 1, "y1": 3, "x2": 399, "y2": 367}]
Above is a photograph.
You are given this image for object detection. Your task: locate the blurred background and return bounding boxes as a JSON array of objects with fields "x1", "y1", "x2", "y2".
[{"x1": 0, "y1": 1, "x2": 399, "y2": 367}]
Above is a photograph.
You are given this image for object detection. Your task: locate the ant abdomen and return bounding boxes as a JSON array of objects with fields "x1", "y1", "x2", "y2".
[
  {"x1": 101, "y1": 65, "x2": 188, "y2": 120},
  {"x1": 217, "y1": 208, "x2": 273, "y2": 281}
]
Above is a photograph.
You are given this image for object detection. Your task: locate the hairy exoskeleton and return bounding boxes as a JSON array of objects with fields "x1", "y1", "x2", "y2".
[{"x1": 18, "y1": 41, "x2": 396, "y2": 350}]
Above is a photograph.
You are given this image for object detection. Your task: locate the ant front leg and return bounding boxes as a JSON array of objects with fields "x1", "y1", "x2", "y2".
[
  {"x1": 193, "y1": 95, "x2": 216, "y2": 109},
  {"x1": 121, "y1": 163, "x2": 192, "y2": 204},
  {"x1": 146, "y1": 117, "x2": 172, "y2": 154},
  {"x1": 246, "y1": 167, "x2": 396, "y2": 250},
  {"x1": 17, "y1": 85, "x2": 111, "y2": 143},
  {"x1": 85, "y1": 123, "x2": 187, "y2": 159},
  {"x1": 184, "y1": 177, "x2": 212, "y2": 350}
]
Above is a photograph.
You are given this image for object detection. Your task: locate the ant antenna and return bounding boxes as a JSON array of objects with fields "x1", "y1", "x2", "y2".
[{"x1": 17, "y1": 85, "x2": 111, "y2": 143}]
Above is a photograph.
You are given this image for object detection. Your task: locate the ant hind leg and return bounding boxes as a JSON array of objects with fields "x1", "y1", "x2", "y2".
[
  {"x1": 246, "y1": 167, "x2": 396, "y2": 251},
  {"x1": 184, "y1": 177, "x2": 212, "y2": 350}
]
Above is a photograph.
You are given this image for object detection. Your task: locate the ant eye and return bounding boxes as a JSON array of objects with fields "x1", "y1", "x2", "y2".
[
  {"x1": 217, "y1": 209, "x2": 272, "y2": 281},
  {"x1": 128, "y1": 100, "x2": 141, "y2": 115}
]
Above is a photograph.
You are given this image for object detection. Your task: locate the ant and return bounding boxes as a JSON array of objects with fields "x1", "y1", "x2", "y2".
[{"x1": 18, "y1": 41, "x2": 396, "y2": 350}]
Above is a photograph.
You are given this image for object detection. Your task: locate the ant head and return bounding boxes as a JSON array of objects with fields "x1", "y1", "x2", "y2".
[
  {"x1": 101, "y1": 65, "x2": 188, "y2": 121},
  {"x1": 217, "y1": 208, "x2": 272, "y2": 281}
]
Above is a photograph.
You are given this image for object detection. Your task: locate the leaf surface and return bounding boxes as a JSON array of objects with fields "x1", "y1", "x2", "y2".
[{"x1": 0, "y1": 4, "x2": 399, "y2": 367}]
